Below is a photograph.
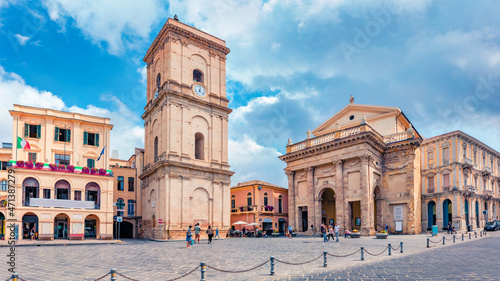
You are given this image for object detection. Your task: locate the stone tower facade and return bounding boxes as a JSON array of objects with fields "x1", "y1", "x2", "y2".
[{"x1": 140, "y1": 18, "x2": 233, "y2": 239}]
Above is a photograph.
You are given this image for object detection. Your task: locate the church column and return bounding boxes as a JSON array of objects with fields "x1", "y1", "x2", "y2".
[
  {"x1": 286, "y1": 171, "x2": 296, "y2": 232},
  {"x1": 360, "y1": 155, "x2": 374, "y2": 235},
  {"x1": 307, "y1": 166, "x2": 315, "y2": 233},
  {"x1": 335, "y1": 160, "x2": 345, "y2": 232}
]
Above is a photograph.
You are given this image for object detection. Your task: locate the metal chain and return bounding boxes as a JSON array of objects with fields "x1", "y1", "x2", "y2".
[
  {"x1": 117, "y1": 272, "x2": 140, "y2": 281},
  {"x1": 19, "y1": 278, "x2": 29, "y2": 281},
  {"x1": 92, "y1": 272, "x2": 111, "y2": 281},
  {"x1": 165, "y1": 265, "x2": 200, "y2": 281},
  {"x1": 206, "y1": 260, "x2": 269, "y2": 273},
  {"x1": 275, "y1": 254, "x2": 323, "y2": 266},
  {"x1": 364, "y1": 246, "x2": 389, "y2": 256},
  {"x1": 327, "y1": 249, "x2": 361, "y2": 257},
  {"x1": 445, "y1": 237, "x2": 453, "y2": 241},
  {"x1": 428, "y1": 239, "x2": 441, "y2": 244},
  {"x1": 390, "y1": 244, "x2": 400, "y2": 251}
]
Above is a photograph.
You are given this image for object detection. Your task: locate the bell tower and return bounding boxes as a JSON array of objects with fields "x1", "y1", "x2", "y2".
[{"x1": 140, "y1": 17, "x2": 233, "y2": 239}]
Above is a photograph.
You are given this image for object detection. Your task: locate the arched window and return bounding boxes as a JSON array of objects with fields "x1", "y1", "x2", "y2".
[
  {"x1": 156, "y1": 73, "x2": 161, "y2": 89},
  {"x1": 154, "y1": 136, "x2": 158, "y2": 162},
  {"x1": 193, "y1": 70, "x2": 203, "y2": 83},
  {"x1": 85, "y1": 182, "x2": 100, "y2": 209},
  {"x1": 23, "y1": 177, "x2": 39, "y2": 206},
  {"x1": 231, "y1": 195, "x2": 235, "y2": 210},
  {"x1": 264, "y1": 192, "x2": 268, "y2": 206},
  {"x1": 195, "y1": 133, "x2": 204, "y2": 160},
  {"x1": 247, "y1": 192, "x2": 252, "y2": 206},
  {"x1": 55, "y1": 180, "x2": 70, "y2": 200},
  {"x1": 278, "y1": 195, "x2": 283, "y2": 213}
]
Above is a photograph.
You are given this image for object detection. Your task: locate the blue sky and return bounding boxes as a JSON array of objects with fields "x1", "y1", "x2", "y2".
[{"x1": 1, "y1": 0, "x2": 500, "y2": 187}]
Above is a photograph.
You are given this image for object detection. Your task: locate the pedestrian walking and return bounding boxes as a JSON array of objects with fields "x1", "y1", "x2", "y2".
[
  {"x1": 194, "y1": 223, "x2": 201, "y2": 244},
  {"x1": 328, "y1": 225, "x2": 334, "y2": 241},
  {"x1": 334, "y1": 223, "x2": 340, "y2": 242},
  {"x1": 322, "y1": 224, "x2": 328, "y2": 242},
  {"x1": 447, "y1": 222, "x2": 452, "y2": 234},
  {"x1": 215, "y1": 227, "x2": 220, "y2": 239},
  {"x1": 30, "y1": 227, "x2": 35, "y2": 241},
  {"x1": 186, "y1": 225, "x2": 193, "y2": 248},
  {"x1": 311, "y1": 224, "x2": 316, "y2": 235},
  {"x1": 206, "y1": 225, "x2": 214, "y2": 244},
  {"x1": 384, "y1": 224, "x2": 390, "y2": 235},
  {"x1": 288, "y1": 224, "x2": 293, "y2": 238}
]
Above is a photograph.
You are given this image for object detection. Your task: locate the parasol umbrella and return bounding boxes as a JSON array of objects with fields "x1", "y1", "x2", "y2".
[
  {"x1": 232, "y1": 221, "x2": 248, "y2": 233},
  {"x1": 246, "y1": 222, "x2": 260, "y2": 236}
]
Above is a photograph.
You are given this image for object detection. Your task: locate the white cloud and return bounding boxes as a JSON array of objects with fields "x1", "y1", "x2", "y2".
[
  {"x1": 41, "y1": 0, "x2": 166, "y2": 55},
  {"x1": 0, "y1": 66, "x2": 143, "y2": 158},
  {"x1": 14, "y1": 34, "x2": 30, "y2": 45}
]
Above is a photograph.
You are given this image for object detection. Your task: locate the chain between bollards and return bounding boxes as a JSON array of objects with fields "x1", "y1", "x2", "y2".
[
  {"x1": 270, "y1": 256, "x2": 275, "y2": 276},
  {"x1": 110, "y1": 269, "x2": 116, "y2": 281},
  {"x1": 400, "y1": 242, "x2": 403, "y2": 253},
  {"x1": 360, "y1": 247, "x2": 364, "y2": 261},
  {"x1": 200, "y1": 262, "x2": 206, "y2": 281},
  {"x1": 388, "y1": 244, "x2": 391, "y2": 256},
  {"x1": 323, "y1": 251, "x2": 327, "y2": 267}
]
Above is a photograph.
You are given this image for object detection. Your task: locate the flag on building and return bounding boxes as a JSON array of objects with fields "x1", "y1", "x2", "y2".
[
  {"x1": 97, "y1": 146, "x2": 105, "y2": 161},
  {"x1": 17, "y1": 137, "x2": 31, "y2": 150}
]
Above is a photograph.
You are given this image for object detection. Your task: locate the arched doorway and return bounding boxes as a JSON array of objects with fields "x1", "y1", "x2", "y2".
[
  {"x1": 54, "y1": 213, "x2": 70, "y2": 239},
  {"x1": 22, "y1": 213, "x2": 38, "y2": 240},
  {"x1": 278, "y1": 218, "x2": 286, "y2": 235},
  {"x1": 262, "y1": 218, "x2": 272, "y2": 235},
  {"x1": 465, "y1": 199, "x2": 469, "y2": 229},
  {"x1": 475, "y1": 201, "x2": 479, "y2": 228},
  {"x1": 321, "y1": 188, "x2": 336, "y2": 226},
  {"x1": 84, "y1": 214, "x2": 99, "y2": 239},
  {"x1": 120, "y1": 221, "x2": 134, "y2": 238},
  {"x1": 443, "y1": 199, "x2": 452, "y2": 229},
  {"x1": 22, "y1": 177, "x2": 39, "y2": 206},
  {"x1": 427, "y1": 201, "x2": 436, "y2": 229},
  {"x1": 374, "y1": 187, "x2": 382, "y2": 231}
]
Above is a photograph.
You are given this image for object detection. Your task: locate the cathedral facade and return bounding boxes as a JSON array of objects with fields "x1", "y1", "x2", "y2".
[
  {"x1": 139, "y1": 18, "x2": 233, "y2": 239},
  {"x1": 279, "y1": 98, "x2": 423, "y2": 235}
]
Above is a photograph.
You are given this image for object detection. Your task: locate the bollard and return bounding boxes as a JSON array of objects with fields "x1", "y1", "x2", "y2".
[
  {"x1": 453, "y1": 235, "x2": 455, "y2": 243},
  {"x1": 480, "y1": 231, "x2": 482, "y2": 237},
  {"x1": 270, "y1": 256, "x2": 275, "y2": 276},
  {"x1": 323, "y1": 251, "x2": 327, "y2": 267},
  {"x1": 400, "y1": 242, "x2": 403, "y2": 253},
  {"x1": 462, "y1": 233, "x2": 464, "y2": 241},
  {"x1": 427, "y1": 238, "x2": 429, "y2": 248},
  {"x1": 485, "y1": 230, "x2": 487, "y2": 236},
  {"x1": 200, "y1": 262, "x2": 206, "y2": 281},
  {"x1": 388, "y1": 244, "x2": 391, "y2": 256},
  {"x1": 475, "y1": 231, "x2": 477, "y2": 238},
  {"x1": 361, "y1": 247, "x2": 364, "y2": 261},
  {"x1": 110, "y1": 269, "x2": 116, "y2": 281},
  {"x1": 442, "y1": 236, "x2": 445, "y2": 245},
  {"x1": 11, "y1": 273, "x2": 18, "y2": 281},
  {"x1": 469, "y1": 232, "x2": 471, "y2": 239}
]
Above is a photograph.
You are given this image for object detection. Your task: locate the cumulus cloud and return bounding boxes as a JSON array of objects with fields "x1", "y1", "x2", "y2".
[
  {"x1": 14, "y1": 34, "x2": 30, "y2": 45},
  {"x1": 0, "y1": 66, "x2": 143, "y2": 158}
]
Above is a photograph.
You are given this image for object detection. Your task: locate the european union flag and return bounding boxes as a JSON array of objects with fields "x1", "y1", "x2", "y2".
[{"x1": 97, "y1": 146, "x2": 105, "y2": 161}]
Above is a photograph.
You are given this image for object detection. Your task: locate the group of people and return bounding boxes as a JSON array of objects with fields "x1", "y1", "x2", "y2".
[
  {"x1": 320, "y1": 223, "x2": 340, "y2": 242},
  {"x1": 185, "y1": 223, "x2": 220, "y2": 248},
  {"x1": 447, "y1": 222, "x2": 457, "y2": 234}
]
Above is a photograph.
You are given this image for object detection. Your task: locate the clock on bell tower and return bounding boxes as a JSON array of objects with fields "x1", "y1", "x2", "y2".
[{"x1": 139, "y1": 17, "x2": 234, "y2": 240}]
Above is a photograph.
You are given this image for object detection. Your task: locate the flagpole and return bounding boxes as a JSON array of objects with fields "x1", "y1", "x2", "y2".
[{"x1": 15, "y1": 118, "x2": 18, "y2": 162}]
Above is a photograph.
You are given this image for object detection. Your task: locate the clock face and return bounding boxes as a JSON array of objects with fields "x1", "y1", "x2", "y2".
[{"x1": 193, "y1": 84, "x2": 206, "y2": 97}]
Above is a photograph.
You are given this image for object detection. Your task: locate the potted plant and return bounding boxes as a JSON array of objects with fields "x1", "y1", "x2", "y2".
[
  {"x1": 239, "y1": 206, "x2": 244, "y2": 212},
  {"x1": 16, "y1": 160, "x2": 24, "y2": 167},
  {"x1": 35, "y1": 162, "x2": 44, "y2": 169},
  {"x1": 57, "y1": 164, "x2": 66, "y2": 170},
  {"x1": 25, "y1": 161, "x2": 34, "y2": 168},
  {"x1": 98, "y1": 168, "x2": 107, "y2": 175},
  {"x1": 271, "y1": 230, "x2": 280, "y2": 237},
  {"x1": 376, "y1": 230, "x2": 388, "y2": 239},
  {"x1": 82, "y1": 167, "x2": 90, "y2": 174},
  {"x1": 351, "y1": 229, "x2": 360, "y2": 238},
  {"x1": 90, "y1": 167, "x2": 98, "y2": 174},
  {"x1": 67, "y1": 165, "x2": 75, "y2": 172},
  {"x1": 49, "y1": 163, "x2": 57, "y2": 171}
]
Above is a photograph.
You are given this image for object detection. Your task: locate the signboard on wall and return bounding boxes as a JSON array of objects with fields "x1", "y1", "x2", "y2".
[{"x1": 394, "y1": 206, "x2": 404, "y2": 221}]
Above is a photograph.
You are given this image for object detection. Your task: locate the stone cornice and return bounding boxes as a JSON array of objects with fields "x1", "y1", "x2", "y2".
[{"x1": 138, "y1": 159, "x2": 234, "y2": 180}]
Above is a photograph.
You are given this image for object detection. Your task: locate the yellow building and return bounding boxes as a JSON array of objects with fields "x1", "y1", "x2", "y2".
[
  {"x1": 0, "y1": 142, "x2": 12, "y2": 239},
  {"x1": 1, "y1": 104, "x2": 114, "y2": 240},
  {"x1": 421, "y1": 131, "x2": 500, "y2": 232}
]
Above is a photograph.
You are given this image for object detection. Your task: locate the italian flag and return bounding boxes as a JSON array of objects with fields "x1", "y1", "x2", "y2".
[{"x1": 17, "y1": 137, "x2": 31, "y2": 150}]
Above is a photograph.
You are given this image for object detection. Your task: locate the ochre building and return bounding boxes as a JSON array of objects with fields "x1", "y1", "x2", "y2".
[
  {"x1": 280, "y1": 98, "x2": 423, "y2": 235},
  {"x1": 139, "y1": 18, "x2": 233, "y2": 239}
]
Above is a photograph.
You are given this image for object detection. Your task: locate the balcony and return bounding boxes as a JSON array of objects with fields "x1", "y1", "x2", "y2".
[
  {"x1": 28, "y1": 198, "x2": 96, "y2": 209},
  {"x1": 261, "y1": 205, "x2": 275, "y2": 213},
  {"x1": 442, "y1": 186, "x2": 450, "y2": 192},
  {"x1": 426, "y1": 187, "x2": 435, "y2": 194},
  {"x1": 462, "y1": 158, "x2": 473, "y2": 166},
  {"x1": 464, "y1": 185, "x2": 477, "y2": 193},
  {"x1": 485, "y1": 166, "x2": 492, "y2": 173},
  {"x1": 237, "y1": 205, "x2": 257, "y2": 213},
  {"x1": 427, "y1": 163, "x2": 434, "y2": 169},
  {"x1": 231, "y1": 208, "x2": 238, "y2": 213},
  {"x1": 483, "y1": 190, "x2": 493, "y2": 196},
  {"x1": 443, "y1": 159, "x2": 450, "y2": 165}
]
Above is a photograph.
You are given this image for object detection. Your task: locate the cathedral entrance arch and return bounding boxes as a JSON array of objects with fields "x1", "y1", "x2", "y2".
[
  {"x1": 475, "y1": 201, "x2": 479, "y2": 228},
  {"x1": 427, "y1": 201, "x2": 436, "y2": 229},
  {"x1": 465, "y1": 199, "x2": 469, "y2": 229},
  {"x1": 442, "y1": 199, "x2": 452, "y2": 229},
  {"x1": 320, "y1": 188, "x2": 336, "y2": 226}
]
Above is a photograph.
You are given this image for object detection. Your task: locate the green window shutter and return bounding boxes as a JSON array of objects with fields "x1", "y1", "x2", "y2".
[
  {"x1": 24, "y1": 124, "x2": 28, "y2": 137},
  {"x1": 67, "y1": 130, "x2": 71, "y2": 142},
  {"x1": 96, "y1": 133, "x2": 99, "y2": 147},
  {"x1": 84, "y1": 132, "x2": 88, "y2": 145},
  {"x1": 54, "y1": 127, "x2": 59, "y2": 141},
  {"x1": 36, "y1": 125, "x2": 41, "y2": 139}
]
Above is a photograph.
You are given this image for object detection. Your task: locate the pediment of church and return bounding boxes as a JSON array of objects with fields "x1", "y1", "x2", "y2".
[{"x1": 311, "y1": 100, "x2": 409, "y2": 137}]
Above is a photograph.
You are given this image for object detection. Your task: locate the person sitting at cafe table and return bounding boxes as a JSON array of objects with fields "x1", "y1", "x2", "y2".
[{"x1": 344, "y1": 229, "x2": 351, "y2": 238}]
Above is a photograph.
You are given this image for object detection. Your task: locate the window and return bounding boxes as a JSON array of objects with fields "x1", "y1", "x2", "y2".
[
  {"x1": 247, "y1": 192, "x2": 252, "y2": 206},
  {"x1": 154, "y1": 137, "x2": 158, "y2": 162},
  {"x1": 264, "y1": 192, "x2": 268, "y2": 206},
  {"x1": 0, "y1": 180, "x2": 7, "y2": 191},
  {"x1": 195, "y1": 133, "x2": 204, "y2": 160},
  {"x1": 128, "y1": 200, "x2": 135, "y2": 216},
  {"x1": 483, "y1": 154, "x2": 486, "y2": 167},
  {"x1": 117, "y1": 176, "x2": 124, "y2": 191},
  {"x1": 156, "y1": 73, "x2": 161, "y2": 89},
  {"x1": 55, "y1": 154, "x2": 70, "y2": 165},
  {"x1": 193, "y1": 70, "x2": 203, "y2": 83},
  {"x1": 54, "y1": 127, "x2": 71, "y2": 142},
  {"x1": 443, "y1": 174, "x2": 450, "y2": 188},
  {"x1": 24, "y1": 123, "x2": 41, "y2": 139},
  {"x1": 278, "y1": 195, "x2": 283, "y2": 213},
  {"x1": 74, "y1": 190, "x2": 81, "y2": 201},
  {"x1": 428, "y1": 151, "x2": 434, "y2": 166},
  {"x1": 117, "y1": 198, "x2": 124, "y2": 217},
  {"x1": 43, "y1": 189, "x2": 50, "y2": 199},
  {"x1": 128, "y1": 177, "x2": 134, "y2": 191},
  {"x1": 463, "y1": 144, "x2": 467, "y2": 158},
  {"x1": 87, "y1": 159, "x2": 95, "y2": 168},
  {"x1": 428, "y1": 176, "x2": 435, "y2": 190},
  {"x1": 474, "y1": 176, "x2": 478, "y2": 189},
  {"x1": 442, "y1": 147, "x2": 450, "y2": 164},
  {"x1": 84, "y1": 132, "x2": 99, "y2": 147},
  {"x1": 231, "y1": 195, "x2": 235, "y2": 209},
  {"x1": 0, "y1": 161, "x2": 7, "y2": 170},
  {"x1": 55, "y1": 180, "x2": 70, "y2": 200},
  {"x1": 28, "y1": 152, "x2": 36, "y2": 162}
]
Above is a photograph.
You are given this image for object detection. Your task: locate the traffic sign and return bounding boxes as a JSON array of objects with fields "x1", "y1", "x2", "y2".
[
  {"x1": 158, "y1": 219, "x2": 163, "y2": 224},
  {"x1": 116, "y1": 200, "x2": 125, "y2": 209},
  {"x1": 117, "y1": 216, "x2": 123, "y2": 222}
]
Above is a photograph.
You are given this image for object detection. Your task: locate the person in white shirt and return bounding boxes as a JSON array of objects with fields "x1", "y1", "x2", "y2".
[{"x1": 334, "y1": 223, "x2": 340, "y2": 242}]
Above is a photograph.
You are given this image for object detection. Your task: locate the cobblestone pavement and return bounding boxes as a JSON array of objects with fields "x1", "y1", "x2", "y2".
[{"x1": 0, "y1": 231, "x2": 496, "y2": 281}]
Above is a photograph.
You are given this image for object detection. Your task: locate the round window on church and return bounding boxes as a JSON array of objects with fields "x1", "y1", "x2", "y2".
[{"x1": 349, "y1": 115, "x2": 354, "y2": 120}]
